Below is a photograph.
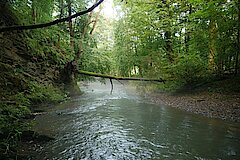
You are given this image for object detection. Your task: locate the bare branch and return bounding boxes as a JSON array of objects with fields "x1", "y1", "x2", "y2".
[
  {"x1": 110, "y1": 78, "x2": 113, "y2": 94},
  {"x1": 0, "y1": 0, "x2": 104, "y2": 32}
]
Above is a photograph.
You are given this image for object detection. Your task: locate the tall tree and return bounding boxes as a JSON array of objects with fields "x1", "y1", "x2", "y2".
[
  {"x1": 235, "y1": 0, "x2": 240, "y2": 75},
  {"x1": 67, "y1": 0, "x2": 75, "y2": 51}
]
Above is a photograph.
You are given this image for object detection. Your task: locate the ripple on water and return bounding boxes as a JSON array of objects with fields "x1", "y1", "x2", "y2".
[{"x1": 35, "y1": 82, "x2": 240, "y2": 160}]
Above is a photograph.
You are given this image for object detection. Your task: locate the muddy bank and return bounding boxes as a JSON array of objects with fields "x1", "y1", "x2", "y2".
[
  {"x1": 145, "y1": 91, "x2": 240, "y2": 122},
  {"x1": 0, "y1": 130, "x2": 54, "y2": 160}
]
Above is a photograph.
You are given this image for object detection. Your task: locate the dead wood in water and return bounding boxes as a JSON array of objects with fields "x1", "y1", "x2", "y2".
[{"x1": 78, "y1": 70, "x2": 166, "y2": 83}]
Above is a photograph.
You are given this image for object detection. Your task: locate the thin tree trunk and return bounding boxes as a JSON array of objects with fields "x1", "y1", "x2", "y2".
[
  {"x1": 61, "y1": 0, "x2": 81, "y2": 96},
  {"x1": 32, "y1": 0, "x2": 37, "y2": 24},
  {"x1": 208, "y1": 18, "x2": 217, "y2": 71},
  {"x1": 185, "y1": 4, "x2": 192, "y2": 53},
  {"x1": 90, "y1": 4, "x2": 102, "y2": 35},
  {"x1": 57, "y1": 0, "x2": 64, "y2": 47},
  {"x1": 76, "y1": 0, "x2": 100, "y2": 61},
  {"x1": 165, "y1": 31, "x2": 174, "y2": 63},
  {"x1": 164, "y1": 0, "x2": 174, "y2": 63},
  {"x1": 75, "y1": 11, "x2": 93, "y2": 61},
  {"x1": 235, "y1": 0, "x2": 240, "y2": 75},
  {"x1": 67, "y1": 0, "x2": 74, "y2": 51},
  {"x1": 59, "y1": 0, "x2": 64, "y2": 18}
]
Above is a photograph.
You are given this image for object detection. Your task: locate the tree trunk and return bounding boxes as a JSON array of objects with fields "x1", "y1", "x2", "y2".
[
  {"x1": 31, "y1": 0, "x2": 37, "y2": 24},
  {"x1": 75, "y1": 1, "x2": 101, "y2": 61},
  {"x1": 185, "y1": 4, "x2": 192, "y2": 53},
  {"x1": 164, "y1": 0, "x2": 174, "y2": 63},
  {"x1": 75, "y1": 11, "x2": 93, "y2": 61},
  {"x1": 78, "y1": 70, "x2": 165, "y2": 82},
  {"x1": 57, "y1": 0, "x2": 64, "y2": 47},
  {"x1": 62, "y1": 0, "x2": 81, "y2": 96},
  {"x1": 67, "y1": 0, "x2": 74, "y2": 51},
  {"x1": 165, "y1": 31, "x2": 174, "y2": 63},
  {"x1": 235, "y1": 0, "x2": 240, "y2": 75},
  {"x1": 90, "y1": 4, "x2": 102, "y2": 35},
  {"x1": 208, "y1": 18, "x2": 217, "y2": 71}
]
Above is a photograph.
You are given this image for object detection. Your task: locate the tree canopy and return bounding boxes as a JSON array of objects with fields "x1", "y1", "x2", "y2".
[{"x1": 113, "y1": 0, "x2": 239, "y2": 85}]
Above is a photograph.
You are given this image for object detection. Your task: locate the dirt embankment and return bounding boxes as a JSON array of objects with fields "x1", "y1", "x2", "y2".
[{"x1": 146, "y1": 91, "x2": 240, "y2": 122}]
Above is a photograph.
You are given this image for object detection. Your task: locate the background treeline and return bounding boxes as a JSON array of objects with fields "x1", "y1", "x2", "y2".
[{"x1": 113, "y1": 0, "x2": 240, "y2": 88}]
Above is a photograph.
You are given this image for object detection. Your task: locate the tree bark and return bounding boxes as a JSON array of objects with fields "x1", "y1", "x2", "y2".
[
  {"x1": 78, "y1": 70, "x2": 165, "y2": 83},
  {"x1": 67, "y1": 0, "x2": 74, "y2": 51},
  {"x1": 208, "y1": 18, "x2": 217, "y2": 71},
  {"x1": 57, "y1": 0, "x2": 64, "y2": 47},
  {"x1": 75, "y1": 11, "x2": 94, "y2": 61},
  {"x1": 90, "y1": 4, "x2": 102, "y2": 35},
  {"x1": 185, "y1": 3, "x2": 192, "y2": 53},
  {"x1": 235, "y1": 0, "x2": 240, "y2": 75},
  {"x1": 165, "y1": 31, "x2": 174, "y2": 63},
  {"x1": 164, "y1": 0, "x2": 174, "y2": 63}
]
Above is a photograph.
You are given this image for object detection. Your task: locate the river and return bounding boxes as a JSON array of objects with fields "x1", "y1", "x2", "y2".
[{"x1": 34, "y1": 81, "x2": 240, "y2": 160}]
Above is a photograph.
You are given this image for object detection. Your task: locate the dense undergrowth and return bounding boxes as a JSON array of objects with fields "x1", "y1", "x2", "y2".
[
  {"x1": 0, "y1": 5, "x2": 67, "y2": 157},
  {"x1": 136, "y1": 74, "x2": 240, "y2": 97}
]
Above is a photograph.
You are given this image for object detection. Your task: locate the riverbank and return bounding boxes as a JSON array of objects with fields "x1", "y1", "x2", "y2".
[
  {"x1": 143, "y1": 78, "x2": 240, "y2": 122},
  {"x1": 146, "y1": 91, "x2": 240, "y2": 122},
  {"x1": 0, "y1": 130, "x2": 54, "y2": 160}
]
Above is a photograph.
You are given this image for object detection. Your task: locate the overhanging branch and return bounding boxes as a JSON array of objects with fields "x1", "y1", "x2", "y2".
[
  {"x1": 0, "y1": 0, "x2": 104, "y2": 32},
  {"x1": 78, "y1": 70, "x2": 166, "y2": 83}
]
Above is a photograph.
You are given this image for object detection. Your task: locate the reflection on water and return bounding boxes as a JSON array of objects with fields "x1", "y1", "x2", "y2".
[{"x1": 34, "y1": 82, "x2": 240, "y2": 160}]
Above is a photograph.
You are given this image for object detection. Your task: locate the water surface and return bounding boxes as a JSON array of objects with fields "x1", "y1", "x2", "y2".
[{"x1": 34, "y1": 82, "x2": 240, "y2": 160}]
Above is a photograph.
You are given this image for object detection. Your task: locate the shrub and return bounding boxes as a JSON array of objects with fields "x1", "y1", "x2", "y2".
[
  {"x1": 26, "y1": 82, "x2": 65, "y2": 104},
  {"x1": 170, "y1": 53, "x2": 208, "y2": 83}
]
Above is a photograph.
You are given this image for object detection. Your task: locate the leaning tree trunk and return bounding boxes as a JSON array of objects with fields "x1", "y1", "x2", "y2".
[{"x1": 61, "y1": 0, "x2": 81, "y2": 96}]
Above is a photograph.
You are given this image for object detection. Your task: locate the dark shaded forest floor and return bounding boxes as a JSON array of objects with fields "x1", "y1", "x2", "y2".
[
  {"x1": 0, "y1": 130, "x2": 54, "y2": 160},
  {"x1": 146, "y1": 76, "x2": 240, "y2": 122}
]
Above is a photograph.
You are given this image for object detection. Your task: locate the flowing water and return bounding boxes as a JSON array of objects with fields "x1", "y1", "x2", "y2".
[{"x1": 34, "y1": 82, "x2": 240, "y2": 160}]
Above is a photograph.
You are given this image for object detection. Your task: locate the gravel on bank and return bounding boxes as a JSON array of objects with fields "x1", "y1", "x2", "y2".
[{"x1": 146, "y1": 91, "x2": 240, "y2": 122}]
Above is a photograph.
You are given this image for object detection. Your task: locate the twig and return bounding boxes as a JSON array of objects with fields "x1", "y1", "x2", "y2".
[
  {"x1": 110, "y1": 78, "x2": 113, "y2": 94},
  {"x1": 117, "y1": 79, "x2": 124, "y2": 85}
]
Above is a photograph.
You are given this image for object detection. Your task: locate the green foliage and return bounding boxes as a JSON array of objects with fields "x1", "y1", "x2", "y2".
[
  {"x1": 81, "y1": 51, "x2": 113, "y2": 74},
  {"x1": 27, "y1": 82, "x2": 65, "y2": 104},
  {"x1": 26, "y1": 29, "x2": 73, "y2": 65},
  {"x1": 114, "y1": 0, "x2": 240, "y2": 89},
  {"x1": 170, "y1": 53, "x2": 208, "y2": 83},
  {"x1": 0, "y1": 103, "x2": 30, "y2": 131},
  {"x1": 0, "y1": 102, "x2": 30, "y2": 156}
]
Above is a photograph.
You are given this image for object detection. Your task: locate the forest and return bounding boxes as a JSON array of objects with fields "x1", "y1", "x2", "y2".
[{"x1": 0, "y1": 0, "x2": 239, "y2": 158}]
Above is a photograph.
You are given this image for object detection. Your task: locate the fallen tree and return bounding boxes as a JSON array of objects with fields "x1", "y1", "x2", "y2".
[
  {"x1": 78, "y1": 70, "x2": 165, "y2": 83},
  {"x1": 78, "y1": 70, "x2": 165, "y2": 94}
]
